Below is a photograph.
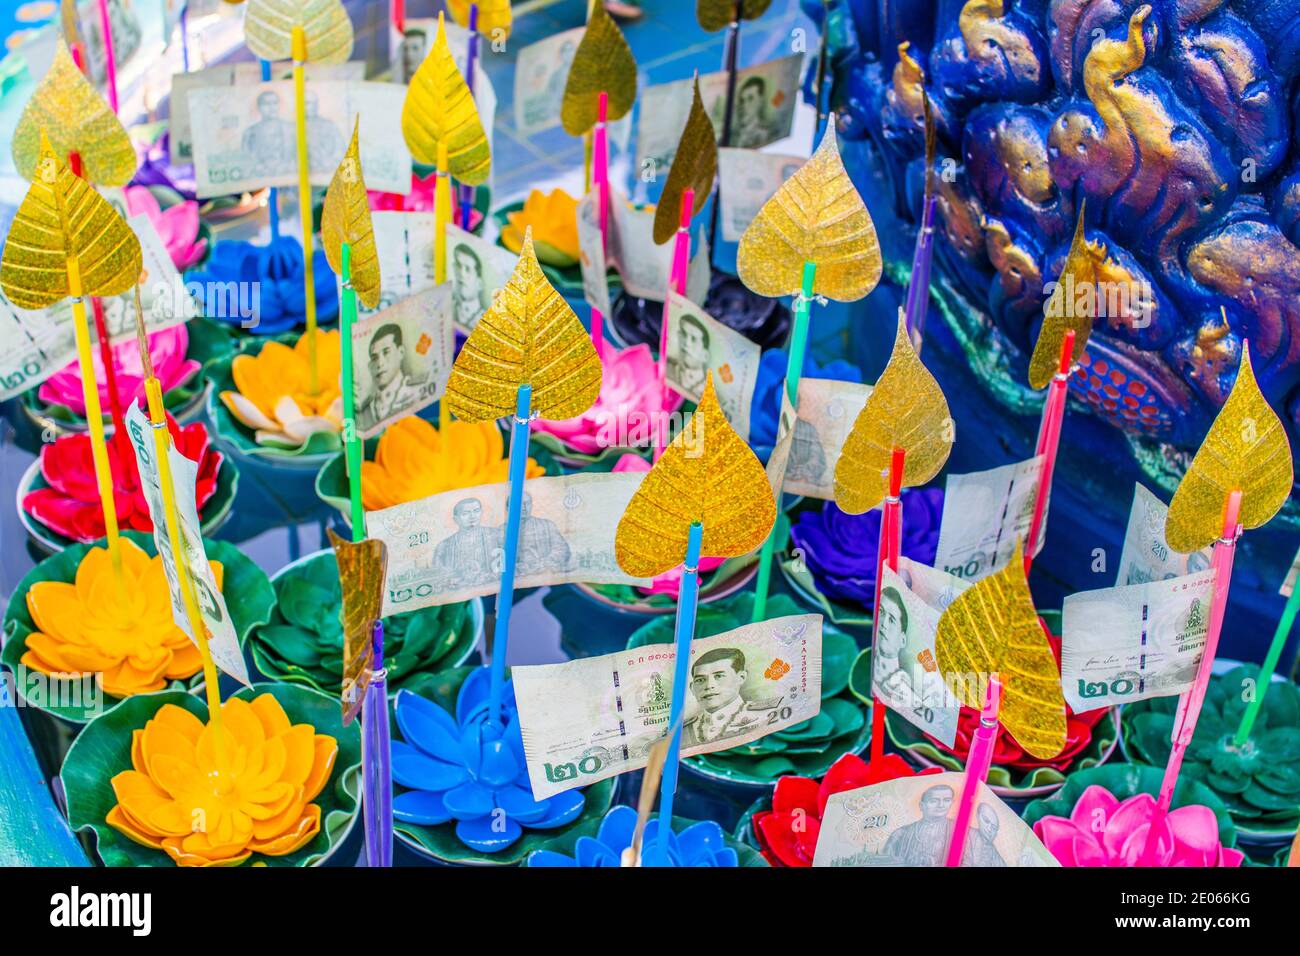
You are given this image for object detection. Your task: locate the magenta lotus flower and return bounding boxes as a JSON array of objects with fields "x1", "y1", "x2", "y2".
[
  {"x1": 38, "y1": 325, "x2": 200, "y2": 419},
  {"x1": 367, "y1": 171, "x2": 481, "y2": 229},
  {"x1": 124, "y1": 186, "x2": 207, "y2": 270},
  {"x1": 1031, "y1": 786, "x2": 1245, "y2": 867}
]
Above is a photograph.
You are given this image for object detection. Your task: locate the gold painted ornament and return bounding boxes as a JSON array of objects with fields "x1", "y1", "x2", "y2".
[
  {"x1": 447, "y1": 0, "x2": 512, "y2": 38},
  {"x1": 327, "y1": 528, "x2": 387, "y2": 725},
  {"x1": 1, "y1": 132, "x2": 142, "y2": 311},
  {"x1": 615, "y1": 374, "x2": 776, "y2": 579},
  {"x1": 444, "y1": 229, "x2": 602, "y2": 423},
  {"x1": 696, "y1": 0, "x2": 775, "y2": 32},
  {"x1": 561, "y1": 1, "x2": 638, "y2": 136},
  {"x1": 1165, "y1": 339, "x2": 1293, "y2": 553},
  {"x1": 935, "y1": 539, "x2": 1067, "y2": 760},
  {"x1": 1027, "y1": 204, "x2": 1106, "y2": 389},
  {"x1": 834, "y1": 311, "x2": 952, "y2": 513},
  {"x1": 243, "y1": 0, "x2": 354, "y2": 64},
  {"x1": 736, "y1": 122, "x2": 882, "y2": 301},
  {"x1": 401, "y1": 13, "x2": 491, "y2": 186},
  {"x1": 12, "y1": 39, "x2": 136, "y2": 187},
  {"x1": 321, "y1": 119, "x2": 381, "y2": 310},
  {"x1": 652, "y1": 76, "x2": 717, "y2": 246}
]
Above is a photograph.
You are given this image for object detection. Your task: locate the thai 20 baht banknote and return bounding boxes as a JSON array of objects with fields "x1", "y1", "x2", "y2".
[
  {"x1": 513, "y1": 26, "x2": 584, "y2": 136},
  {"x1": 933, "y1": 456, "x2": 1044, "y2": 582},
  {"x1": 812, "y1": 772, "x2": 1058, "y2": 867},
  {"x1": 514, "y1": 615, "x2": 824, "y2": 799},
  {"x1": 1061, "y1": 570, "x2": 1215, "y2": 713},
  {"x1": 782, "y1": 377, "x2": 873, "y2": 501},
  {"x1": 1116, "y1": 483, "x2": 1213, "y2": 586},
  {"x1": 349, "y1": 285, "x2": 454, "y2": 440},
  {"x1": 717, "y1": 148, "x2": 806, "y2": 242},
  {"x1": 369, "y1": 472, "x2": 651, "y2": 615},
  {"x1": 663, "y1": 293, "x2": 761, "y2": 439},
  {"x1": 188, "y1": 80, "x2": 411, "y2": 197},
  {"x1": 607, "y1": 190, "x2": 711, "y2": 304}
]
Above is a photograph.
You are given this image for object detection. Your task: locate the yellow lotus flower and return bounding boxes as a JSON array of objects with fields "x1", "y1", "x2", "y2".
[
  {"x1": 219, "y1": 330, "x2": 344, "y2": 448},
  {"x1": 360, "y1": 416, "x2": 545, "y2": 511},
  {"x1": 501, "y1": 188, "x2": 581, "y2": 268},
  {"x1": 21, "y1": 539, "x2": 218, "y2": 698},
  {"x1": 106, "y1": 694, "x2": 339, "y2": 866}
]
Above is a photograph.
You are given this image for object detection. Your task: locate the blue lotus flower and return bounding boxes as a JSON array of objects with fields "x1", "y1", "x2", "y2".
[
  {"x1": 391, "y1": 669, "x2": 586, "y2": 853},
  {"x1": 749, "y1": 349, "x2": 864, "y2": 462},
  {"x1": 186, "y1": 236, "x2": 339, "y2": 335},
  {"x1": 527, "y1": 805, "x2": 739, "y2": 867}
]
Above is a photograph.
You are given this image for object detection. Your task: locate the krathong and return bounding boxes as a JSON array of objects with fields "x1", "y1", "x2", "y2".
[
  {"x1": 123, "y1": 185, "x2": 207, "y2": 270},
  {"x1": 187, "y1": 237, "x2": 339, "y2": 335},
  {"x1": 219, "y1": 330, "x2": 344, "y2": 449},
  {"x1": 527, "y1": 805, "x2": 742, "y2": 867}
]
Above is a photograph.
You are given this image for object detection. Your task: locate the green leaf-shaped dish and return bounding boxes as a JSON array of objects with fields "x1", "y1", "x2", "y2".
[
  {"x1": 1, "y1": 530, "x2": 274, "y2": 724},
  {"x1": 61, "y1": 682, "x2": 361, "y2": 866}
]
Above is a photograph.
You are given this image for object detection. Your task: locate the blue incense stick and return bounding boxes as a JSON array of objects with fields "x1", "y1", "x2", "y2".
[
  {"x1": 260, "y1": 60, "x2": 281, "y2": 242},
  {"x1": 489, "y1": 383, "x2": 534, "y2": 726}
]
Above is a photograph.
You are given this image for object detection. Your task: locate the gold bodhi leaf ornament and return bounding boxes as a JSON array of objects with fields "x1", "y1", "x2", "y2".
[
  {"x1": 736, "y1": 122, "x2": 882, "y2": 301},
  {"x1": 1027, "y1": 204, "x2": 1106, "y2": 390},
  {"x1": 447, "y1": 0, "x2": 512, "y2": 37},
  {"x1": 1, "y1": 132, "x2": 142, "y2": 310},
  {"x1": 243, "y1": 0, "x2": 354, "y2": 63},
  {"x1": 615, "y1": 374, "x2": 776, "y2": 579},
  {"x1": 401, "y1": 13, "x2": 491, "y2": 186},
  {"x1": 327, "y1": 528, "x2": 387, "y2": 725},
  {"x1": 444, "y1": 229, "x2": 602, "y2": 422},
  {"x1": 696, "y1": 0, "x2": 774, "y2": 32},
  {"x1": 321, "y1": 119, "x2": 381, "y2": 310},
  {"x1": 834, "y1": 311, "x2": 952, "y2": 514},
  {"x1": 561, "y1": 1, "x2": 637, "y2": 136},
  {"x1": 652, "y1": 76, "x2": 717, "y2": 246},
  {"x1": 1164, "y1": 339, "x2": 1293, "y2": 553},
  {"x1": 935, "y1": 540, "x2": 1067, "y2": 761},
  {"x1": 12, "y1": 39, "x2": 136, "y2": 187}
]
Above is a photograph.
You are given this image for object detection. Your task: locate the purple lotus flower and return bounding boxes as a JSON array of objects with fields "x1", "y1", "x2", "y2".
[
  {"x1": 789, "y1": 488, "x2": 944, "y2": 607},
  {"x1": 527, "y1": 805, "x2": 739, "y2": 867}
]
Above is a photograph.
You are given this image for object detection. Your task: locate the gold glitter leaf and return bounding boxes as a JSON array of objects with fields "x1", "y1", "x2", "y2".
[
  {"x1": 321, "y1": 119, "x2": 380, "y2": 310},
  {"x1": 935, "y1": 539, "x2": 1067, "y2": 761},
  {"x1": 401, "y1": 13, "x2": 491, "y2": 186},
  {"x1": 1028, "y1": 204, "x2": 1105, "y2": 389},
  {"x1": 244, "y1": 0, "x2": 354, "y2": 64},
  {"x1": 696, "y1": 0, "x2": 775, "y2": 32},
  {"x1": 444, "y1": 229, "x2": 601, "y2": 422},
  {"x1": 736, "y1": 123, "x2": 881, "y2": 301},
  {"x1": 561, "y1": 1, "x2": 638, "y2": 136},
  {"x1": 1, "y1": 133, "x2": 142, "y2": 310},
  {"x1": 60, "y1": 0, "x2": 80, "y2": 48},
  {"x1": 447, "y1": 0, "x2": 512, "y2": 38},
  {"x1": 652, "y1": 76, "x2": 717, "y2": 246},
  {"x1": 12, "y1": 39, "x2": 136, "y2": 187},
  {"x1": 615, "y1": 374, "x2": 776, "y2": 578},
  {"x1": 328, "y1": 528, "x2": 387, "y2": 725},
  {"x1": 1165, "y1": 341, "x2": 1293, "y2": 553},
  {"x1": 833, "y1": 311, "x2": 952, "y2": 514}
]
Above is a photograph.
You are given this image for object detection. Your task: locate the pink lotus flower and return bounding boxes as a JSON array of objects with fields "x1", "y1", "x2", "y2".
[
  {"x1": 23, "y1": 414, "x2": 223, "y2": 542},
  {"x1": 124, "y1": 186, "x2": 207, "y2": 270},
  {"x1": 38, "y1": 325, "x2": 200, "y2": 419},
  {"x1": 1032, "y1": 786, "x2": 1245, "y2": 867}
]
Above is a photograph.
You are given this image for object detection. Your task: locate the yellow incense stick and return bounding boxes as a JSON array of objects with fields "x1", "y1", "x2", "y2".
[
  {"x1": 67, "y1": 257, "x2": 122, "y2": 575},
  {"x1": 292, "y1": 26, "x2": 319, "y2": 394}
]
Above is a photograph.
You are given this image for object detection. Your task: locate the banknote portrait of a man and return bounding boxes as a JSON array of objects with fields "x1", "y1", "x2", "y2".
[
  {"x1": 355, "y1": 323, "x2": 427, "y2": 433},
  {"x1": 681, "y1": 648, "x2": 777, "y2": 748},
  {"x1": 304, "y1": 91, "x2": 346, "y2": 171},
  {"x1": 433, "y1": 497, "x2": 501, "y2": 588},
  {"x1": 960, "y1": 803, "x2": 1008, "y2": 867},
  {"x1": 729, "y1": 75, "x2": 779, "y2": 149},
  {"x1": 513, "y1": 493, "x2": 572, "y2": 577},
  {"x1": 397, "y1": 26, "x2": 428, "y2": 85},
  {"x1": 241, "y1": 91, "x2": 295, "y2": 174},
  {"x1": 667, "y1": 311, "x2": 710, "y2": 398},
  {"x1": 451, "y1": 243, "x2": 490, "y2": 331},
  {"x1": 786, "y1": 418, "x2": 828, "y2": 487},
  {"x1": 882, "y1": 783, "x2": 955, "y2": 866}
]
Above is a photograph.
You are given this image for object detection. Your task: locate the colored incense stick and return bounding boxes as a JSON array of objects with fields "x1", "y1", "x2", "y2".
[
  {"x1": 95, "y1": 0, "x2": 119, "y2": 113},
  {"x1": 339, "y1": 243, "x2": 366, "y2": 536},
  {"x1": 459, "y1": 4, "x2": 479, "y2": 231},
  {"x1": 868, "y1": 448, "x2": 906, "y2": 774},
  {"x1": 1234, "y1": 578, "x2": 1300, "y2": 745},
  {"x1": 291, "y1": 27, "x2": 320, "y2": 393},
  {"x1": 945, "y1": 677, "x2": 1002, "y2": 867},
  {"x1": 590, "y1": 92, "x2": 610, "y2": 354},
  {"x1": 260, "y1": 60, "x2": 282, "y2": 241},
  {"x1": 1023, "y1": 329, "x2": 1075, "y2": 576}
]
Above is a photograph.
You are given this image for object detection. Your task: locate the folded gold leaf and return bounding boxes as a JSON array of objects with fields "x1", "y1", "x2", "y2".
[
  {"x1": 327, "y1": 528, "x2": 387, "y2": 725},
  {"x1": 447, "y1": 0, "x2": 512, "y2": 37},
  {"x1": 1165, "y1": 340, "x2": 1293, "y2": 553},
  {"x1": 652, "y1": 76, "x2": 717, "y2": 246},
  {"x1": 1027, "y1": 203, "x2": 1105, "y2": 389},
  {"x1": 615, "y1": 374, "x2": 776, "y2": 579},
  {"x1": 321, "y1": 119, "x2": 381, "y2": 310},
  {"x1": 12, "y1": 39, "x2": 136, "y2": 187},
  {"x1": 935, "y1": 539, "x2": 1067, "y2": 761},
  {"x1": 401, "y1": 13, "x2": 491, "y2": 186},
  {"x1": 1, "y1": 132, "x2": 142, "y2": 311},
  {"x1": 244, "y1": 0, "x2": 354, "y2": 64},
  {"x1": 736, "y1": 122, "x2": 882, "y2": 301},
  {"x1": 834, "y1": 310, "x2": 952, "y2": 514},
  {"x1": 696, "y1": 0, "x2": 775, "y2": 32},
  {"x1": 561, "y1": 1, "x2": 638, "y2": 136},
  {"x1": 444, "y1": 229, "x2": 601, "y2": 423}
]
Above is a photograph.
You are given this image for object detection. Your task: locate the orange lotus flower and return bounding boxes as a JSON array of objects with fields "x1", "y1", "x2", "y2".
[
  {"x1": 21, "y1": 539, "x2": 218, "y2": 698},
  {"x1": 501, "y1": 188, "x2": 580, "y2": 268},
  {"x1": 219, "y1": 330, "x2": 344, "y2": 448},
  {"x1": 360, "y1": 416, "x2": 545, "y2": 511},
  {"x1": 107, "y1": 694, "x2": 339, "y2": 866}
]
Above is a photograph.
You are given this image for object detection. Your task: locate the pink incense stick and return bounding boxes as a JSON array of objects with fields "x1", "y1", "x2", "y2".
[
  {"x1": 590, "y1": 92, "x2": 610, "y2": 357},
  {"x1": 653, "y1": 187, "x2": 696, "y2": 460},
  {"x1": 867, "y1": 448, "x2": 906, "y2": 779},
  {"x1": 1024, "y1": 329, "x2": 1075, "y2": 576},
  {"x1": 392, "y1": 0, "x2": 406, "y2": 33},
  {"x1": 95, "y1": 0, "x2": 119, "y2": 113},
  {"x1": 946, "y1": 676, "x2": 1003, "y2": 867}
]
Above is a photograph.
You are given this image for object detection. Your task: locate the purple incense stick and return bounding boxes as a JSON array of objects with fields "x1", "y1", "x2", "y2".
[
  {"x1": 903, "y1": 193, "x2": 936, "y2": 352},
  {"x1": 459, "y1": 4, "x2": 480, "y2": 231}
]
